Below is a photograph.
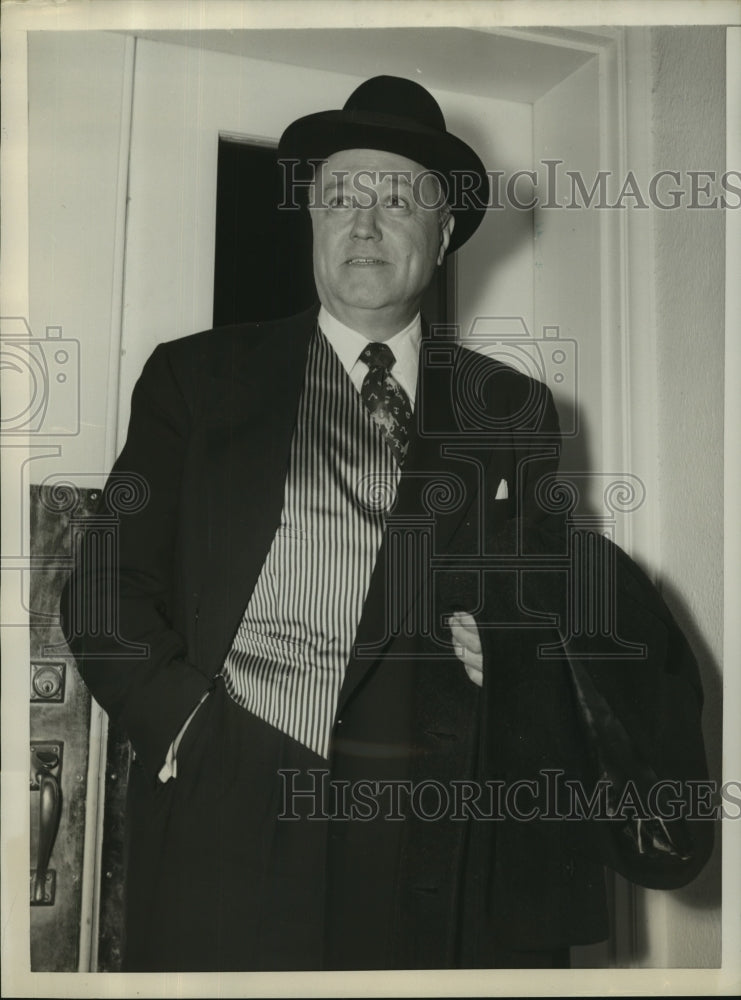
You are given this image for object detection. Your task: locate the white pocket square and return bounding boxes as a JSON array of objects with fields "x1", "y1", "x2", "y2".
[{"x1": 494, "y1": 478, "x2": 509, "y2": 500}]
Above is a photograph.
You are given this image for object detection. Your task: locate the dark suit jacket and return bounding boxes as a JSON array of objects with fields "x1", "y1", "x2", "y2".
[{"x1": 61, "y1": 302, "x2": 712, "y2": 966}]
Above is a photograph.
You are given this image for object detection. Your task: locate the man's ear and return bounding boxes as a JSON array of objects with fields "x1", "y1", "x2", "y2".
[{"x1": 437, "y1": 212, "x2": 455, "y2": 266}]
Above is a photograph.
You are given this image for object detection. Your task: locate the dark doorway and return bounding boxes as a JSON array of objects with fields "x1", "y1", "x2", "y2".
[
  {"x1": 213, "y1": 136, "x2": 316, "y2": 325},
  {"x1": 212, "y1": 136, "x2": 452, "y2": 327}
]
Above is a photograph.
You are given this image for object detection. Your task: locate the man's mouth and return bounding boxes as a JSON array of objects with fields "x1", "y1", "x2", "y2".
[{"x1": 345, "y1": 257, "x2": 387, "y2": 265}]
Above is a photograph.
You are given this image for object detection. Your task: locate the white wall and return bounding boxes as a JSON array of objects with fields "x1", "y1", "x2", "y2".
[
  {"x1": 443, "y1": 86, "x2": 534, "y2": 342},
  {"x1": 640, "y1": 25, "x2": 725, "y2": 968},
  {"x1": 28, "y1": 31, "x2": 132, "y2": 485},
  {"x1": 533, "y1": 56, "x2": 602, "y2": 499}
]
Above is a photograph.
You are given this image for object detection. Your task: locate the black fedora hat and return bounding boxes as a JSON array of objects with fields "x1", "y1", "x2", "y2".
[{"x1": 278, "y1": 75, "x2": 489, "y2": 253}]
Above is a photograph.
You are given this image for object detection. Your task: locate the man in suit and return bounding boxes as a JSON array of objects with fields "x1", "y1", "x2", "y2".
[{"x1": 62, "y1": 75, "x2": 712, "y2": 972}]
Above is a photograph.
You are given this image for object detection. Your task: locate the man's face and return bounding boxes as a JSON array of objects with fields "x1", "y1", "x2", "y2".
[{"x1": 309, "y1": 149, "x2": 455, "y2": 338}]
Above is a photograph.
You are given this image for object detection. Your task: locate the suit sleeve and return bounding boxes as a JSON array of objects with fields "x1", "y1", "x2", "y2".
[{"x1": 60, "y1": 343, "x2": 213, "y2": 782}]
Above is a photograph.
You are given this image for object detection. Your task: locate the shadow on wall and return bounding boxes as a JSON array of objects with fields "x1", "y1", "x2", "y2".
[{"x1": 654, "y1": 575, "x2": 723, "y2": 916}]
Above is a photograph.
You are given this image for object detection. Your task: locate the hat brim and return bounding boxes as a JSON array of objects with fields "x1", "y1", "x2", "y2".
[{"x1": 278, "y1": 110, "x2": 489, "y2": 253}]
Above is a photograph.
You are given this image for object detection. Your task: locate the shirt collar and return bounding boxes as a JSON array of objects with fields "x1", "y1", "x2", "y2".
[{"x1": 317, "y1": 305, "x2": 422, "y2": 403}]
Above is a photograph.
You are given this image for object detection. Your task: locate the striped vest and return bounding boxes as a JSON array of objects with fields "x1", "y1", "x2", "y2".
[{"x1": 221, "y1": 326, "x2": 402, "y2": 758}]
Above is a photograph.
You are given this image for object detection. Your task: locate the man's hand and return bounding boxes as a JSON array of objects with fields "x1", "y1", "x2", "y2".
[{"x1": 448, "y1": 611, "x2": 483, "y2": 687}]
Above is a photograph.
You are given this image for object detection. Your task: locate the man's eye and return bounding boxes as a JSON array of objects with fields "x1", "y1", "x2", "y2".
[{"x1": 327, "y1": 195, "x2": 351, "y2": 208}]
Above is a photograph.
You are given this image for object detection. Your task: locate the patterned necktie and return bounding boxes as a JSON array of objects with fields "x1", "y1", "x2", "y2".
[{"x1": 359, "y1": 341, "x2": 413, "y2": 466}]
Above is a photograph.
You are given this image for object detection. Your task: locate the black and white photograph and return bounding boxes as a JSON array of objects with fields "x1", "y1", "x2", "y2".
[{"x1": 2, "y1": 0, "x2": 740, "y2": 996}]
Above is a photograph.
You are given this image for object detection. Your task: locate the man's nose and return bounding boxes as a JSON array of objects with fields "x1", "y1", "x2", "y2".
[{"x1": 349, "y1": 205, "x2": 381, "y2": 239}]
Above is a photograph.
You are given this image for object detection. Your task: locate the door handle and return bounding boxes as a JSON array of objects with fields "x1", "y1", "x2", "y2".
[{"x1": 30, "y1": 744, "x2": 62, "y2": 905}]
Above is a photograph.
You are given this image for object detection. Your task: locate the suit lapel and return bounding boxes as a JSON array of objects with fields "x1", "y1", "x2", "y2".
[{"x1": 197, "y1": 308, "x2": 317, "y2": 671}]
